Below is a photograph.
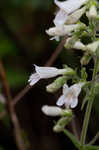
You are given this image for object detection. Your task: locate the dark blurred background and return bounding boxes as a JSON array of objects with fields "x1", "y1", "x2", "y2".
[{"x1": 0, "y1": 0, "x2": 98, "y2": 150}]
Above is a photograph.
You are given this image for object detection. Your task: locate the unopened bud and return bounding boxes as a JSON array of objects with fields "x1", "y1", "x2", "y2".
[
  {"x1": 73, "y1": 41, "x2": 86, "y2": 51},
  {"x1": 87, "y1": 5, "x2": 97, "y2": 19},
  {"x1": 80, "y1": 52, "x2": 91, "y2": 65},
  {"x1": 66, "y1": 6, "x2": 86, "y2": 25},
  {"x1": 86, "y1": 40, "x2": 99, "y2": 53},
  {"x1": 53, "y1": 117, "x2": 72, "y2": 132},
  {"x1": 64, "y1": 37, "x2": 76, "y2": 49},
  {"x1": 41, "y1": 105, "x2": 62, "y2": 116},
  {"x1": 46, "y1": 76, "x2": 67, "y2": 93},
  {"x1": 65, "y1": 38, "x2": 86, "y2": 51}
]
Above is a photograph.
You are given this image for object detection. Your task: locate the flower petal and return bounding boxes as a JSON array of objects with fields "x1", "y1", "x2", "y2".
[
  {"x1": 56, "y1": 95, "x2": 65, "y2": 106},
  {"x1": 54, "y1": 9, "x2": 68, "y2": 26},
  {"x1": 70, "y1": 82, "x2": 84, "y2": 97},
  {"x1": 63, "y1": 84, "x2": 69, "y2": 94},
  {"x1": 54, "y1": 0, "x2": 88, "y2": 14},
  {"x1": 70, "y1": 97, "x2": 78, "y2": 108},
  {"x1": 66, "y1": 6, "x2": 86, "y2": 24},
  {"x1": 28, "y1": 73, "x2": 40, "y2": 86}
]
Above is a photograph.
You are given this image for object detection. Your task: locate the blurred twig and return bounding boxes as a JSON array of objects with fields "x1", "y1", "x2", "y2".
[
  {"x1": 0, "y1": 59, "x2": 26, "y2": 150},
  {"x1": 45, "y1": 36, "x2": 68, "y2": 66}
]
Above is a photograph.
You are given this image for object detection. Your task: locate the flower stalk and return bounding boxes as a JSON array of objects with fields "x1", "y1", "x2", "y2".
[{"x1": 80, "y1": 55, "x2": 99, "y2": 145}]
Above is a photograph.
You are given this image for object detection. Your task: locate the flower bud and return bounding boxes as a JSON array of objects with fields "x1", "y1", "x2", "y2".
[
  {"x1": 86, "y1": 40, "x2": 99, "y2": 53},
  {"x1": 53, "y1": 117, "x2": 72, "y2": 132},
  {"x1": 86, "y1": 4, "x2": 97, "y2": 19},
  {"x1": 66, "y1": 6, "x2": 86, "y2": 25},
  {"x1": 80, "y1": 52, "x2": 91, "y2": 65},
  {"x1": 65, "y1": 38, "x2": 86, "y2": 51},
  {"x1": 46, "y1": 76, "x2": 67, "y2": 93},
  {"x1": 64, "y1": 37, "x2": 76, "y2": 49},
  {"x1": 41, "y1": 105, "x2": 63, "y2": 116}
]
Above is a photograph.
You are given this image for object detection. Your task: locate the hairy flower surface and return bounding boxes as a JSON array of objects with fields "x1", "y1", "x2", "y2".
[
  {"x1": 28, "y1": 65, "x2": 70, "y2": 86},
  {"x1": 56, "y1": 82, "x2": 84, "y2": 108}
]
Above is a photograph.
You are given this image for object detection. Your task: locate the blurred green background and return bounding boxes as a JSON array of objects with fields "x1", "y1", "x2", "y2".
[{"x1": 0, "y1": 0, "x2": 98, "y2": 150}]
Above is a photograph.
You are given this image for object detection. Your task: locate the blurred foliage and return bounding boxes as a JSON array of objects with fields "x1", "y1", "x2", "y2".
[
  {"x1": 0, "y1": 103, "x2": 5, "y2": 113},
  {"x1": 0, "y1": 0, "x2": 54, "y2": 89},
  {"x1": 0, "y1": 147, "x2": 4, "y2": 150}
]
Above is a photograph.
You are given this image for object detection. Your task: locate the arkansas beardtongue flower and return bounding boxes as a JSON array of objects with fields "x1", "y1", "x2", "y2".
[
  {"x1": 54, "y1": 0, "x2": 88, "y2": 26},
  {"x1": 46, "y1": 23, "x2": 85, "y2": 41},
  {"x1": 42, "y1": 105, "x2": 72, "y2": 117},
  {"x1": 57, "y1": 82, "x2": 85, "y2": 108},
  {"x1": 28, "y1": 64, "x2": 75, "y2": 86}
]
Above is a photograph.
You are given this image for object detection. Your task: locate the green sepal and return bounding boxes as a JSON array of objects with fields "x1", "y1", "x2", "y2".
[
  {"x1": 81, "y1": 68, "x2": 88, "y2": 81},
  {"x1": 53, "y1": 117, "x2": 72, "y2": 132},
  {"x1": 46, "y1": 76, "x2": 67, "y2": 93}
]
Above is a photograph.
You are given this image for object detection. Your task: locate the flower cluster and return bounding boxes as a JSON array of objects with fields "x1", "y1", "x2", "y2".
[
  {"x1": 28, "y1": 0, "x2": 99, "y2": 132},
  {"x1": 46, "y1": 0, "x2": 99, "y2": 65},
  {"x1": 46, "y1": 0, "x2": 88, "y2": 41}
]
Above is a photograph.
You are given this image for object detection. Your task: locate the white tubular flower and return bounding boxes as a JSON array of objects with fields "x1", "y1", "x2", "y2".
[
  {"x1": 54, "y1": 9, "x2": 68, "y2": 26},
  {"x1": 41, "y1": 105, "x2": 62, "y2": 116},
  {"x1": 56, "y1": 82, "x2": 84, "y2": 108},
  {"x1": 28, "y1": 65, "x2": 69, "y2": 86},
  {"x1": 54, "y1": 0, "x2": 88, "y2": 15},
  {"x1": 54, "y1": 6, "x2": 86, "y2": 26},
  {"x1": 86, "y1": 5, "x2": 97, "y2": 19},
  {"x1": 46, "y1": 24, "x2": 79, "y2": 39},
  {"x1": 66, "y1": 6, "x2": 86, "y2": 25},
  {"x1": 86, "y1": 40, "x2": 99, "y2": 53}
]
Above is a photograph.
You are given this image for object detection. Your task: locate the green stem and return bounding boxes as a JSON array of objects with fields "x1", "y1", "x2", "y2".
[{"x1": 80, "y1": 57, "x2": 99, "y2": 145}]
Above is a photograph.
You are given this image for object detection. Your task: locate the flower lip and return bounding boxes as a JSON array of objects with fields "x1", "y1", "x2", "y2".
[{"x1": 56, "y1": 82, "x2": 84, "y2": 108}]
